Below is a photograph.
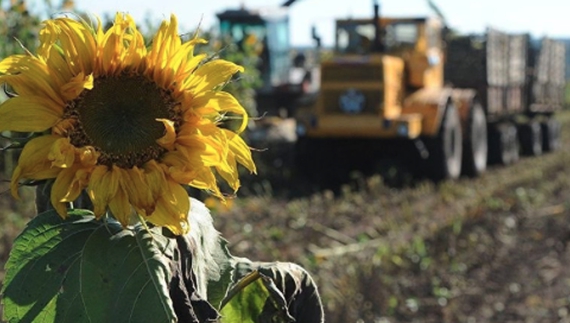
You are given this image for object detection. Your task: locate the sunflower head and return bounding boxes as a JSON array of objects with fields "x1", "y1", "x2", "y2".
[{"x1": 0, "y1": 13, "x2": 257, "y2": 235}]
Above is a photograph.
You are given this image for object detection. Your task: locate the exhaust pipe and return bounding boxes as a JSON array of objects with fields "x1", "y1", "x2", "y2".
[{"x1": 373, "y1": 0, "x2": 384, "y2": 52}]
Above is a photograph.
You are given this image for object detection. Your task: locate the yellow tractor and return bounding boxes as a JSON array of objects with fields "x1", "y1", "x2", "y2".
[{"x1": 294, "y1": 1, "x2": 564, "y2": 182}]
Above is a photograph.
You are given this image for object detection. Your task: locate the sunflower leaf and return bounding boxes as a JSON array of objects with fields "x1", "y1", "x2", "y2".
[
  {"x1": 184, "y1": 198, "x2": 324, "y2": 323},
  {"x1": 218, "y1": 259, "x2": 324, "y2": 323},
  {"x1": 1, "y1": 209, "x2": 178, "y2": 323}
]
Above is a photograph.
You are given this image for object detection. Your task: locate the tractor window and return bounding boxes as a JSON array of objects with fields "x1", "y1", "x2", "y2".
[
  {"x1": 219, "y1": 21, "x2": 267, "y2": 47},
  {"x1": 336, "y1": 22, "x2": 376, "y2": 54},
  {"x1": 426, "y1": 23, "x2": 441, "y2": 49},
  {"x1": 267, "y1": 20, "x2": 289, "y2": 51},
  {"x1": 266, "y1": 20, "x2": 290, "y2": 86},
  {"x1": 384, "y1": 23, "x2": 418, "y2": 51}
]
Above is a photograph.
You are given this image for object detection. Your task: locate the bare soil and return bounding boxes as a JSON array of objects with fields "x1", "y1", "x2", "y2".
[
  {"x1": 2, "y1": 111, "x2": 570, "y2": 322},
  {"x1": 213, "y1": 110, "x2": 570, "y2": 322}
]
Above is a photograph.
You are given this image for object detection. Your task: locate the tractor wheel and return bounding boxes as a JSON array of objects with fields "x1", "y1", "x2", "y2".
[
  {"x1": 424, "y1": 103, "x2": 463, "y2": 181},
  {"x1": 541, "y1": 118, "x2": 561, "y2": 152},
  {"x1": 294, "y1": 137, "x2": 337, "y2": 187},
  {"x1": 294, "y1": 136, "x2": 319, "y2": 178},
  {"x1": 462, "y1": 102, "x2": 488, "y2": 177},
  {"x1": 488, "y1": 122, "x2": 519, "y2": 165},
  {"x1": 519, "y1": 121, "x2": 543, "y2": 156}
]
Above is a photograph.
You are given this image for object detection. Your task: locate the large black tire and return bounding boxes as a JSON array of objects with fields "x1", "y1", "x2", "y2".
[
  {"x1": 541, "y1": 118, "x2": 561, "y2": 152},
  {"x1": 488, "y1": 122, "x2": 519, "y2": 165},
  {"x1": 519, "y1": 121, "x2": 543, "y2": 156},
  {"x1": 294, "y1": 136, "x2": 321, "y2": 178},
  {"x1": 462, "y1": 102, "x2": 488, "y2": 177},
  {"x1": 424, "y1": 103, "x2": 463, "y2": 181},
  {"x1": 294, "y1": 137, "x2": 339, "y2": 189}
]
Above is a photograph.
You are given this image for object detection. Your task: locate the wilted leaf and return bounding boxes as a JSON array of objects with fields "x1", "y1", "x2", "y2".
[
  {"x1": 219, "y1": 259, "x2": 324, "y2": 323},
  {"x1": 219, "y1": 270, "x2": 292, "y2": 323}
]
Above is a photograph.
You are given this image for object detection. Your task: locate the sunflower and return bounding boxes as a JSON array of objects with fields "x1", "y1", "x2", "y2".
[{"x1": 0, "y1": 13, "x2": 256, "y2": 235}]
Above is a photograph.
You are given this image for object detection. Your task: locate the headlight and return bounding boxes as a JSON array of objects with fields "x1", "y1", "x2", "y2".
[
  {"x1": 397, "y1": 123, "x2": 408, "y2": 137},
  {"x1": 296, "y1": 123, "x2": 307, "y2": 136}
]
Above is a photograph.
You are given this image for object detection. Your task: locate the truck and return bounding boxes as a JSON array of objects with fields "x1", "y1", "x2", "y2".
[
  {"x1": 294, "y1": 2, "x2": 566, "y2": 183},
  {"x1": 216, "y1": 0, "x2": 320, "y2": 117}
]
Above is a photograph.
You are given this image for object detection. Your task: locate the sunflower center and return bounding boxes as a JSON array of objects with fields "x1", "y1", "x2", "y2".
[{"x1": 71, "y1": 75, "x2": 177, "y2": 168}]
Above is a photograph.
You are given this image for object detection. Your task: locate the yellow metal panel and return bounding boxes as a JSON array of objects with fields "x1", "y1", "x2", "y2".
[
  {"x1": 402, "y1": 88, "x2": 451, "y2": 136},
  {"x1": 321, "y1": 83, "x2": 382, "y2": 91},
  {"x1": 305, "y1": 114, "x2": 423, "y2": 139},
  {"x1": 381, "y1": 55, "x2": 404, "y2": 119}
]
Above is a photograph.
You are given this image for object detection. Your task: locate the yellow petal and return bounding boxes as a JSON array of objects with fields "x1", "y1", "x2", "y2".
[
  {"x1": 0, "y1": 74, "x2": 65, "y2": 107},
  {"x1": 149, "y1": 15, "x2": 182, "y2": 86},
  {"x1": 50, "y1": 165, "x2": 86, "y2": 217},
  {"x1": 190, "y1": 91, "x2": 249, "y2": 133},
  {"x1": 156, "y1": 118, "x2": 176, "y2": 151},
  {"x1": 142, "y1": 160, "x2": 169, "y2": 201},
  {"x1": 10, "y1": 135, "x2": 61, "y2": 198},
  {"x1": 161, "y1": 151, "x2": 198, "y2": 184},
  {"x1": 48, "y1": 137, "x2": 76, "y2": 168},
  {"x1": 36, "y1": 38, "x2": 74, "y2": 87},
  {"x1": 184, "y1": 59, "x2": 244, "y2": 94},
  {"x1": 56, "y1": 18, "x2": 97, "y2": 74},
  {"x1": 0, "y1": 96, "x2": 62, "y2": 132},
  {"x1": 97, "y1": 13, "x2": 131, "y2": 75},
  {"x1": 0, "y1": 55, "x2": 66, "y2": 102},
  {"x1": 167, "y1": 41, "x2": 206, "y2": 88},
  {"x1": 175, "y1": 137, "x2": 222, "y2": 167},
  {"x1": 122, "y1": 167, "x2": 154, "y2": 216},
  {"x1": 10, "y1": 166, "x2": 23, "y2": 199},
  {"x1": 109, "y1": 14, "x2": 146, "y2": 72},
  {"x1": 215, "y1": 152, "x2": 240, "y2": 192},
  {"x1": 147, "y1": 180, "x2": 190, "y2": 235},
  {"x1": 147, "y1": 15, "x2": 180, "y2": 69},
  {"x1": 224, "y1": 129, "x2": 257, "y2": 173},
  {"x1": 108, "y1": 183, "x2": 131, "y2": 227},
  {"x1": 172, "y1": 52, "x2": 207, "y2": 98},
  {"x1": 77, "y1": 146, "x2": 100, "y2": 166},
  {"x1": 176, "y1": 122, "x2": 228, "y2": 167},
  {"x1": 87, "y1": 165, "x2": 119, "y2": 218},
  {"x1": 60, "y1": 72, "x2": 94, "y2": 101},
  {"x1": 189, "y1": 168, "x2": 222, "y2": 198}
]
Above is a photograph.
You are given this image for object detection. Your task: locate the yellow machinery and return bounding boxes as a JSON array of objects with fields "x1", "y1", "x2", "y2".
[{"x1": 294, "y1": 1, "x2": 564, "y2": 183}]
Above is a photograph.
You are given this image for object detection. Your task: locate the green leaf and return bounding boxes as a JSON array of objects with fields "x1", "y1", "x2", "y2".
[
  {"x1": 219, "y1": 271, "x2": 292, "y2": 323},
  {"x1": 1, "y1": 209, "x2": 177, "y2": 323}
]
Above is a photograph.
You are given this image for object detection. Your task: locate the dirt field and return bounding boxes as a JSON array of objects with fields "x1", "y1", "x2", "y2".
[
  {"x1": 213, "y1": 110, "x2": 570, "y2": 322},
  {"x1": 2, "y1": 111, "x2": 570, "y2": 322}
]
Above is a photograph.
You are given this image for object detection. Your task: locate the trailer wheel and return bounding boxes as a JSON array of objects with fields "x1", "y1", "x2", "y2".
[
  {"x1": 425, "y1": 103, "x2": 463, "y2": 181},
  {"x1": 541, "y1": 118, "x2": 561, "y2": 152},
  {"x1": 519, "y1": 121, "x2": 543, "y2": 156},
  {"x1": 488, "y1": 123, "x2": 519, "y2": 165},
  {"x1": 462, "y1": 102, "x2": 488, "y2": 177}
]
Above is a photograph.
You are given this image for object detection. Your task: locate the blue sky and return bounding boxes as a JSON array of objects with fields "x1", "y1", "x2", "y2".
[{"x1": 38, "y1": 0, "x2": 570, "y2": 46}]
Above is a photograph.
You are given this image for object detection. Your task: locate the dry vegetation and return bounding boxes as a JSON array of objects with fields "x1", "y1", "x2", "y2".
[{"x1": 2, "y1": 111, "x2": 570, "y2": 322}]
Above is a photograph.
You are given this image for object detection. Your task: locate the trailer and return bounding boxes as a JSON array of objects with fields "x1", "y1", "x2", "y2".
[{"x1": 445, "y1": 30, "x2": 565, "y2": 166}]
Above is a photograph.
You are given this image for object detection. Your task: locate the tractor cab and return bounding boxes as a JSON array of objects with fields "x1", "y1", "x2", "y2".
[
  {"x1": 334, "y1": 16, "x2": 445, "y2": 89},
  {"x1": 217, "y1": 7, "x2": 290, "y2": 93}
]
